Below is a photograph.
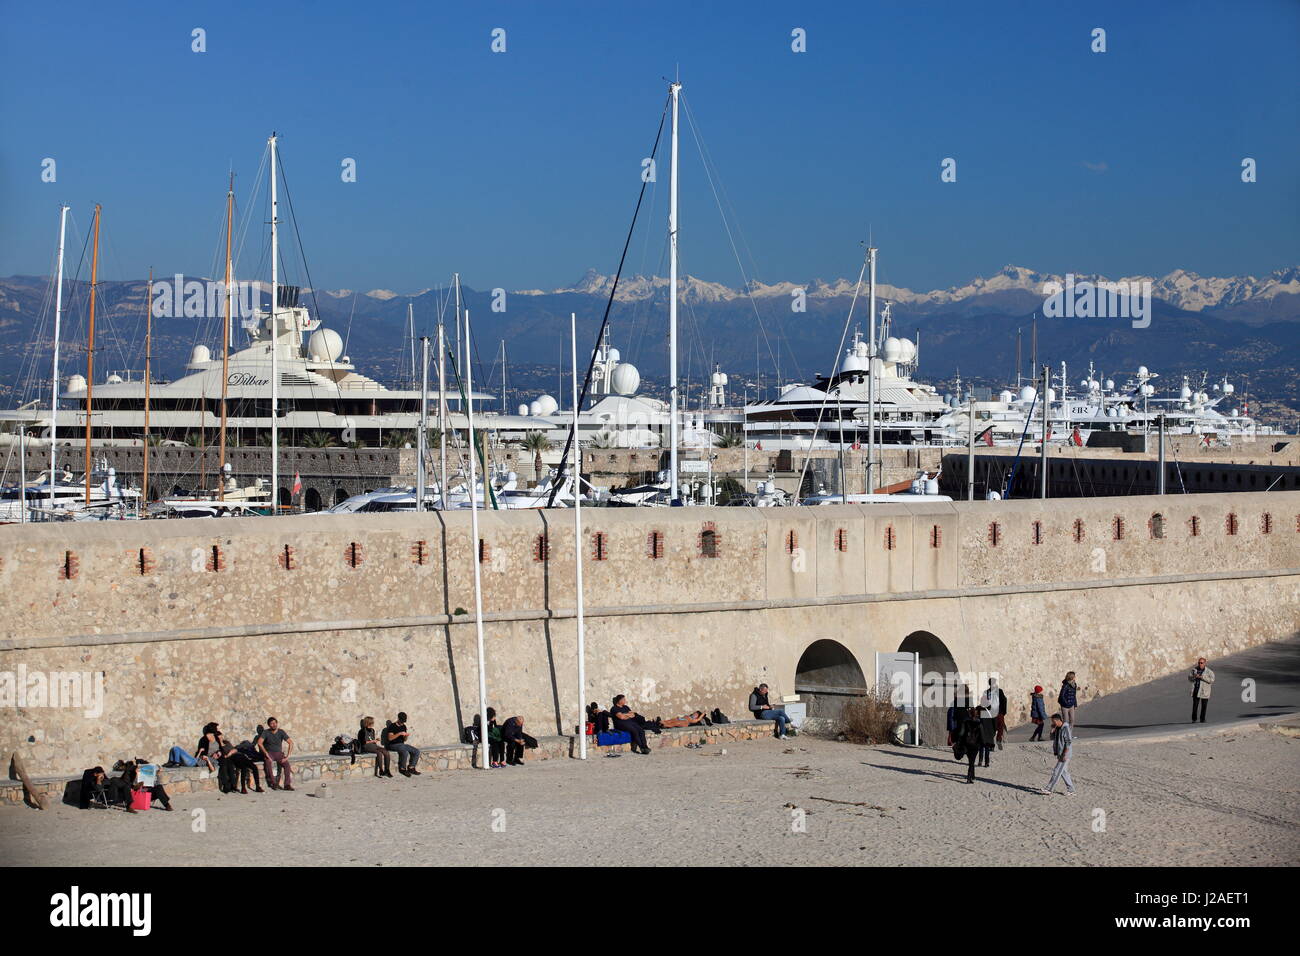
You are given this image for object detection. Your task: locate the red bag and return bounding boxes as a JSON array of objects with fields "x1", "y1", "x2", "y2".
[
  {"x1": 585, "y1": 722, "x2": 595, "y2": 736},
  {"x1": 130, "y1": 789, "x2": 152, "y2": 811}
]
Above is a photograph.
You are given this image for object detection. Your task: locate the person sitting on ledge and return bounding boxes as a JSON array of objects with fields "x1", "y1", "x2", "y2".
[
  {"x1": 586, "y1": 702, "x2": 610, "y2": 735},
  {"x1": 194, "y1": 722, "x2": 225, "y2": 774},
  {"x1": 358, "y1": 716, "x2": 393, "y2": 778},
  {"x1": 748, "y1": 683, "x2": 796, "y2": 739},
  {"x1": 610, "y1": 695, "x2": 653, "y2": 755},
  {"x1": 501, "y1": 715, "x2": 528, "y2": 766},
  {"x1": 257, "y1": 717, "x2": 294, "y2": 791},
  {"x1": 383, "y1": 712, "x2": 421, "y2": 776}
]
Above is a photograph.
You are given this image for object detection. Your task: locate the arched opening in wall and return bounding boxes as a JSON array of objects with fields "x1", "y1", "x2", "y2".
[
  {"x1": 794, "y1": 639, "x2": 868, "y2": 725},
  {"x1": 278, "y1": 487, "x2": 291, "y2": 508},
  {"x1": 334, "y1": 487, "x2": 348, "y2": 506},
  {"x1": 304, "y1": 487, "x2": 322, "y2": 512},
  {"x1": 900, "y1": 630, "x2": 961, "y2": 748}
]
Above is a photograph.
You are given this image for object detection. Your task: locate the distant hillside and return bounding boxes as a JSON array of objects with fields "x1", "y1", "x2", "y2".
[{"x1": 2, "y1": 264, "x2": 1297, "y2": 424}]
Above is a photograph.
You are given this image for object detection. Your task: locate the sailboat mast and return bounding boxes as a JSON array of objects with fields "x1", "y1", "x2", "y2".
[
  {"x1": 668, "y1": 79, "x2": 681, "y2": 502},
  {"x1": 49, "y1": 203, "x2": 68, "y2": 511},
  {"x1": 866, "y1": 244, "x2": 877, "y2": 493},
  {"x1": 269, "y1": 132, "x2": 280, "y2": 509},
  {"x1": 143, "y1": 269, "x2": 153, "y2": 505},
  {"x1": 438, "y1": 317, "x2": 448, "y2": 510},
  {"x1": 84, "y1": 204, "x2": 101, "y2": 506},
  {"x1": 417, "y1": 336, "x2": 429, "y2": 509},
  {"x1": 408, "y1": 302, "x2": 415, "y2": 389},
  {"x1": 221, "y1": 173, "x2": 233, "y2": 501}
]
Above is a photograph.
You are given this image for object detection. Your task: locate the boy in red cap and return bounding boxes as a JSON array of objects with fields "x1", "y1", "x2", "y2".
[{"x1": 1028, "y1": 685, "x2": 1047, "y2": 741}]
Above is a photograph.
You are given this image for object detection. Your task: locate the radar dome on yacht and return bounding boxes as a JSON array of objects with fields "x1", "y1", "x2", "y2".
[
  {"x1": 1105, "y1": 379, "x2": 1115, "y2": 390},
  {"x1": 898, "y1": 338, "x2": 917, "y2": 364},
  {"x1": 999, "y1": 390, "x2": 1014, "y2": 403},
  {"x1": 881, "y1": 337, "x2": 902, "y2": 363},
  {"x1": 838, "y1": 353, "x2": 867, "y2": 374},
  {"x1": 1137, "y1": 366, "x2": 1148, "y2": 377},
  {"x1": 1180, "y1": 385, "x2": 1193, "y2": 400},
  {"x1": 1141, "y1": 384, "x2": 1155, "y2": 396},
  {"x1": 67, "y1": 374, "x2": 86, "y2": 393},
  {"x1": 1222, "y1": 383, "x2": 1234, "y2": 395},
  {"x1": 1231, "y1": 408, "x2": 1239, "y2": 417},
  {"x1": 608, "y1": 348, "x2": 620, "y2": 362},
  {"x1": 948, "y1": 395, "x2": 960, "y2": 408},
  {"x1": 307, "y1": 327, "x2": 344, "y2": 362},
  {"x1": 536, "y1": 394, "x2": 559, "y2": 416},
  {"x1": 190, "y1": 345, "x2": 211, "y2": 365},
  {"x1": 610, "y1": 363, "x2": 640, "y2": 396},
  {"x1": 1019, "y1": 386, "x2": 1037, "y2": 403},
  {"x1": 518, "y1": 404, "x2": 529, "y2": 416},
  {"x1": 1046, "y1": 388, "x2": 1057, "y2": 402},
  {"x1": 528, "y1": 400, "x2": 542, "y2": 416},
  {"x1": 105, "y1": 373, "x2": 124, "y2": 384}
]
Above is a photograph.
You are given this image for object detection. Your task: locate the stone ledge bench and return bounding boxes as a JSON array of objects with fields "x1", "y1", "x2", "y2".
[{"x1": 3, "y1": 719, "x2": 776, "y2": 805}]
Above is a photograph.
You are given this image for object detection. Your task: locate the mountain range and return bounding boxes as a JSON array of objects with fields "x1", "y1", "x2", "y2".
[{"x1": 2, "y1": 264, "x2": 1297, "y2": 422}]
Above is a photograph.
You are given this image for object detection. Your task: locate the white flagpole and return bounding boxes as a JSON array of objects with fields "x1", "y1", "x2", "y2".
[
  {"x1": 465, "y1": 308, "x2": 489, "y2": 769},
  {"x1": 571, "y1": 312, "x2": 587, "y2": 759},
  {"x1": 269, "y1": 132, "x2": 280, "y2": 510},
  {"x1": 668, "y1": 80, "x2": 682, "y2": 503}
]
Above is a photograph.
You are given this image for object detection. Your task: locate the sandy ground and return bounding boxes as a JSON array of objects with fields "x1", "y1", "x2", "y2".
[{"x1": 2, "y1": 726, "x2": 1296, "y2": 866}]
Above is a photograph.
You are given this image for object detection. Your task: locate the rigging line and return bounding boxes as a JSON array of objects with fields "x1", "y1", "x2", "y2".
[
  {"x1": 793, "y1": 250, "x2": 870, "y2": 500},
  {"x1": 274, "y1": 144, "x2": 324, "y2": 336},
  {"x1": 546, "y1": 92, "x2": 671, "y2": 507},
  {"x1": 680, "y1": 93, "x2": 793, "y2": 381}
]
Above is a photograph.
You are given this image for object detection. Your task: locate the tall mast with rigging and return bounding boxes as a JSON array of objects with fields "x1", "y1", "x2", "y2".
[
  {"x1": 84, "y1": 204, "x2": 101, "y2": 506},
  {"x1": 269, "y1": 133, "x2": 280, "y2": 508},
  {"x1": 668, "y1": 79, "x2": 681, "y2": 502},
  {"x1": 49, "y1": 203, "x2": 69, "y2": 511},
  {"x1": 143, "y1": 269, "x2": 153, "y2": 504},
  {"x1": 221, "y1": 172, "x2": 233, "y2": 500}
]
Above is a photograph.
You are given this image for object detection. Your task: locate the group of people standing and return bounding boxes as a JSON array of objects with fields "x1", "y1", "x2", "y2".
[{"x1": 948, "y1": 673, "x2": 1080, "y2": 794}]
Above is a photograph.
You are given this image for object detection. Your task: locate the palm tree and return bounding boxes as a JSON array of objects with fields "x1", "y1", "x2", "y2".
[
  {"x1": 716, "y1": 432, "x2": 744, "y2": 448},
  {"x1": 521, "y1": 431, "x2": 551, "y2": 481},
  {"x1": 384, "y1": 429, "x2": 415, "y2": 449},
  {"x1": 302, "y1": 430, "x2": 335, "y2": 448}
]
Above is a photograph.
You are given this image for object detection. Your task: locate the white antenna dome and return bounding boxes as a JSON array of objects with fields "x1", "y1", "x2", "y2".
[
  {"x1": 105, "y1": 373, "x2": 124, "y2": 384},
  {"x1": 536, "y1": 394, "x2": 559, "y2": 416},
  {"x1": 898, "y1": 338, "x2": 917, "y2": 364},
  {"x1": 517, "y1": 404, "x2": 529, "y2": 416},
  {"x1": 1046, "y1": 387, "x2": 1057, "y2": 402},
  {"x1": 1019, "y1": 386, "x2": 1037, "y2": 403},
  {"x1": 67, "y1": 373, "x2": 86, "y2": 393},
  {"x1": 1222, "y1": 382, "x2": 1234, "y2": 395},
  {"x1": 189, "y1": 345, "x2": 211, "y2": 365},
  {"x1": 1231, "y1": 408, "x2": 1239, "y2": 417},
  {"x1": 1105, "y1": 379, "x2": 1115, "y2": 390},
  {"x1": 1137, "y1": 366, "x2": 1148, "y2": 377},
  {"x1": 882, "y1": 337, "x2": 902, "y2": 363},
  {"x1": 999, "y1": 390, "x2": 1014, "y2": 403},
  {"x1": 307, "y1": 327, "x2": 344, "y2": 362},
  {"x1": 1180, "y1": 385, "x2": 1193, "y2": 400},
  {"x1": 1141, "y1": 384, "x2": 1155, "y2": 396},
  {"x1": 838, "y1": 353, "x2": 867, "y2": 374},
  {"x1": 611, "y1": 363, "x2": 640, "y2": 396},
  {"x1": 607, "y1": 348, "x2": 621, "y2": 362},
  {"x1": 528, "y1": 400, "x2": 542, "y2": 416}
]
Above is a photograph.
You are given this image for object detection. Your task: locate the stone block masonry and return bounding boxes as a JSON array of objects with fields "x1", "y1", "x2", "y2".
[{"x1": 1, "y1": 492, "x2": 1297, "y2": 777}]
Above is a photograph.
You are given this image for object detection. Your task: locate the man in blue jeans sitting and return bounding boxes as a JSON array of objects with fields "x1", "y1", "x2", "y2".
[
  {"x1": 383, "y1": 711, "x2": 422, "y2": 776},
  {"x1": 748, "y1": 683, "x2": 796, "y2": 739}
]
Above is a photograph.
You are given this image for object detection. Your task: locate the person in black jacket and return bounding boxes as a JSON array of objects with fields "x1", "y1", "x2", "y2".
[
  {"x1": 501, "y1": 715, "x2": 527, "y2": 766},
  {"x1": 77, "y1": 766, "x2": 108, "y2": 809},
  {"x1": 956, "y1": 708, "x2": 984, "y2": 784},
  {"x1": 586, "y1": 702, "x2": 610, "y2": 735},
  {"x1": 611, "y1": 695, "x2": 651, "y2": 755}
]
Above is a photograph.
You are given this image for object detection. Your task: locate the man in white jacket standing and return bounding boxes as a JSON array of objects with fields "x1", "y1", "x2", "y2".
[{"x1": 1189, "y1": 657, "x2": 1215, "y2": 723}]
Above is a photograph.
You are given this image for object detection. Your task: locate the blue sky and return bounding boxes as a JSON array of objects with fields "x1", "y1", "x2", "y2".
[{"x1": 2, "y1": 0, "x2": 1297, "y2": 293}]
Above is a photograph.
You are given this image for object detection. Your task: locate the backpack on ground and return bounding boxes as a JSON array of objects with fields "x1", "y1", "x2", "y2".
[
  {"x1": 710, "y1": 708, "x2": 730, "y2": 725},
  {"x1": 329, "y1": 734, "x2": 358, "y2": 763}
]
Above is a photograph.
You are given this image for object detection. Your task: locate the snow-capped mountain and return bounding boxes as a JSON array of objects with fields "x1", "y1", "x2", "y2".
[{"x1": 512, "y1": 264, "x2": 1300, "y2": 316}]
